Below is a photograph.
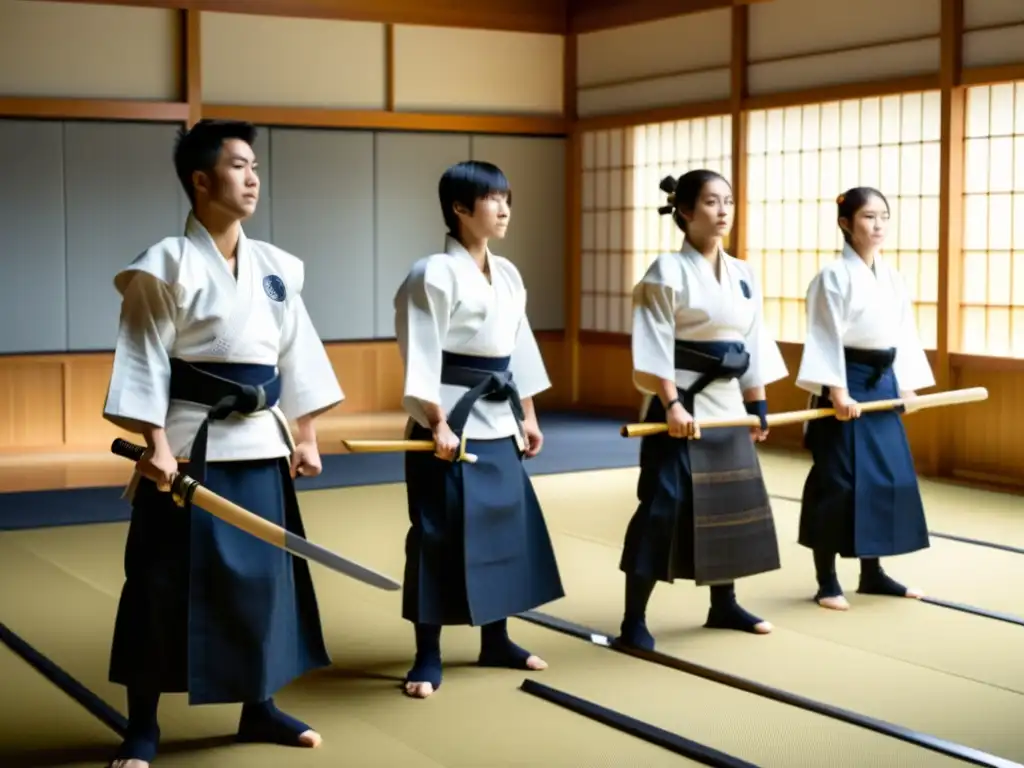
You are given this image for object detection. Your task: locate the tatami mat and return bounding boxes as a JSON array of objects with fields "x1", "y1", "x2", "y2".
[
  {"x1": 0, "y1": 451, "x2": 1021, "y2": 766},
  {"x1": 0, "y1": 641, "x2": 117, "y2": 768}
]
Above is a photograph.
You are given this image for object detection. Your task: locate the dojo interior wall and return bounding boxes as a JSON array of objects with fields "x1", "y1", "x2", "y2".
[
  {"x1": 0, "y1": 0, "x2": 570, "y2": 454},
  {"x1": 568, "y1": 0, "x2": 1024, "y2": 490}
]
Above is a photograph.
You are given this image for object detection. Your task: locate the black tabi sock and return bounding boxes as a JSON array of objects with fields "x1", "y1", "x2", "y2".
[
  {"x1": 478, "y1": 618, "x2": 534, "y2": 669},
  {"x1": 813, "y1": 549, "x2": 843, "y2": 599},
  {"x1": 858, "y1": 557, "x2": 909, "y2": 596},
  {"x1": 618, "y1": 574, "x2": 656, "y2": 651},
  {"x1": 704, "y1": 583, "x2": 766, "y2": 633},
  {"x1": 112, "y1": 687, "x2": 161, "y2": 763},
  {"x1": 405, "y1": 623, "x2": 443, "y2": 690},
  {"x1": 237, "y1": 697, "x2": 314, "y2": 746}
]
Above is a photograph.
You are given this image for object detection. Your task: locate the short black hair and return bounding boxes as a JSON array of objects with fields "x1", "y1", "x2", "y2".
[
  {"x1": 438, "y1": 160, "x2": 511, "y2": 235},
  {"x1": 657, "y1": 169, "x2": 731, "y2": 233},
  {"x1": 173, "y1": 119, "x2": 257, "y2": 206},
  {"x1": 836, "y1": 186, "x2": 890, "y2": 244}
]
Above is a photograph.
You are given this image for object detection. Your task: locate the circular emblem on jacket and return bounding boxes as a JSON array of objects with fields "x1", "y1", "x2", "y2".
[{"x1": 263, "y1": 274, "x2": 286, "y2": 302}]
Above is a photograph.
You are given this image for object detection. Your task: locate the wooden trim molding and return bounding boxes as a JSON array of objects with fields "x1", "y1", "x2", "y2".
[
  {"x1": 742, "y1": 74, "x2": 942, "y2": 112},
  {"x1": 575, "y1": 99, "x2": 732, "y2": 133},
  {"x1": 200, "y1": 105, "x2": 568, "y2": 135},
  {"x1": 45, "y1": 0, "x2": 570, "y2": 34},
  {"x1": 0, "y1": 98, "x2": 190, "y2": 122},
  {"x1": 183, "y1": 8, "x2": 202, "y2": 127},
  {"x1": 960, "y1": 63, "x2": 1024, "y2": 87}
]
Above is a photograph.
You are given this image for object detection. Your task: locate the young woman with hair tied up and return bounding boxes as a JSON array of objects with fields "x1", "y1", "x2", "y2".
[
  {"x1": 617, "y1": 169, "x2": 789, "y2": 652},
  {"x1": 795, "y1": 186, "x2": 934, "y2": 612}
]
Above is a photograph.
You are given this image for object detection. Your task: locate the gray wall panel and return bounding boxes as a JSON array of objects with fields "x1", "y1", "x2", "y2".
[
  {"x1": 269, "y1": 127, "x2": 375, "y2": 340},
  {"x1": 471, "y1": 136, "x2": 566, "y2": 331},
  {"x1": 64, "y1": 121, "x2": 186, "y2": 351},
  {"x1": 374, "y1": 132, "x2": 471, "y2": 337},
  {"x1": 0, "y1": 121, "x2": 569, "y2": 354},
  {"x1": 0, "y1": 120, "x2": 67, "y2": 353}
]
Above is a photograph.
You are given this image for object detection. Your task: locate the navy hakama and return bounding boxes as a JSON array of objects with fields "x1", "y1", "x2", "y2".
[
  {"x1": 799, "y1": 347, "x2": 930, "y2": 559},
  {"x1": 108, "y1": 360, "x2": 330, "y2": 706},
  {"x1": 620, "y1": 341, "x2": 781, "y2": 586},
  {"x1": 401, "y1": 353, "x2": 564, "y2": 627}
]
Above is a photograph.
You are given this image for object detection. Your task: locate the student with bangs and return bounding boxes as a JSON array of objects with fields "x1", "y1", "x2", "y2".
[{"x1": 392, "y1": 160, "x2": 564, "y2": 699}]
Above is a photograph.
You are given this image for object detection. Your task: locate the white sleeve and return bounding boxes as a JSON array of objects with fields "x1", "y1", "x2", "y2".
[
  {"x1": 796, "y1": 269, "x2": 849, "y2": 395},
  {"x1": 509, "y1": 309, "x2": 551, "y2": 399},
  {"x1": 277, "y1": 261, "x2": 344, "y2": 421},
  {"x1": 103, "y1": 271, "x2": 177, "y2": 432},
  {"x1": 631, "y1": 275, "x2": 678, "y2": 394},
  {"x1": 394, "y1": 258, "x2": 453, "y2": 422},
  {"x1": 891, "y1": 274, "x2": 936, "y2": 392},
  {"x1": 738, "y1": 266, "x2": 788, "y2": 391}
]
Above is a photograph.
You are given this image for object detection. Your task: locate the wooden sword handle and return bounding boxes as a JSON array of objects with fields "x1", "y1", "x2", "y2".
[
  {"x1": 619, "y1": 386, "x2": 989, "y2": 439},
  {"x1": 109, "y1": 439, "x2": 286, "y2": 547},
  {"x1": 341, "y1": 439, "x2": 479, "y2": 463}
]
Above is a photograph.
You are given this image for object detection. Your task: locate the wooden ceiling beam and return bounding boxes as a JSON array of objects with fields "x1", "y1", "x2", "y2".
[
  {"x1": 569, "y1": 0, "x2": 772, "y2": 35},
  {"x1": 28, "y1": 0, "x2": 569, "y2": 35}
]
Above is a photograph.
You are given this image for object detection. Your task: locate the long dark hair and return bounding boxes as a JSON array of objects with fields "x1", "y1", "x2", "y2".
[
  {"x1": 836, "y1": 186, "x2": 890, "y2": 244},
  {"x1": 658, "y1": 169, "x2": 731, "y2": 234}
]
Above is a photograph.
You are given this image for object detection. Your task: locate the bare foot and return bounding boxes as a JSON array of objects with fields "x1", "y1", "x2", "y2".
[
  {"x1": 905, "y1": 586, "x2": 924, "y2": 599},
  {"x1": 818, "y1": 595, "x2": 850, "y2": 611},
  {"x1": 526, "y1": 655, "x2": 547, "y2": 670},
  {"x1": 298, "y1": 729, "x2": 322, "y2": 748},
  {"x1": 404, "y1": 681, "x2": 435, "y2": 698},
  {"x1": 109, "y1": 760, "x2": 149, "y2": 768},
  {"x1": 752, "y1": 620, "x2": 774, "y2": 634}
]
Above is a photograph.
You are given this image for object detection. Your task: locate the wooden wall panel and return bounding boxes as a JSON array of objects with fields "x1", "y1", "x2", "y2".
[
  {"x1": 575, "y1": 9, "x2": 731, "y2": 117},
  {"x1": 950, "y1": 365, "x2": 1024, "y2": 485},
  {"x1": 0, "y1": 0, "x2": 180, "y2": 101},
  {"x1": 0, "y1": 331, "x2": 569, "y2": 455},
  {"x1": 393, "y1": 26, "x2": 564, "y2": 115},
  {"x1": 0, "y1": 358, "x2": 64, "y2": 449},
  {"x1": 200, "y1": 12, "x2": 386, "y2": 108}
]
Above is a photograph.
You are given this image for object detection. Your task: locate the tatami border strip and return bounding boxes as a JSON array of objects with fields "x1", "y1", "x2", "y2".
[
  {"x1": 520, "y1": 678, "x2": 761, "y2": 767},
  {"x1": 515, "y1": 610, "x2": 1022, "y2": 768},
  {"x1": 0, "y1": 621, "x2": 127, "y2": 737}
]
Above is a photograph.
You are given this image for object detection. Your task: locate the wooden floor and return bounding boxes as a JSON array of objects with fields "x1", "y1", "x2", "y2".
[{"x1": 0, "y1": 411, "x2": 410, "y2": 493}]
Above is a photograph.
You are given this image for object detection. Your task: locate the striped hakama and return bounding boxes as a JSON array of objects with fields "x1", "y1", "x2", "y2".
[{"x1": 621, "y1": 341, "x2": 781, "y2": 585}]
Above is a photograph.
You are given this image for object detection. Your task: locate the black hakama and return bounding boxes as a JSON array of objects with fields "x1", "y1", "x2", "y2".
[
  {"x1": 620, "y1": 341, "x2": 781, "y2": 586},
  {"x1": 401, "y1": 353, "x2": 564, "y2": 627},
  {"x1": 799, "y1": 347, "x2": 930, "y2": 559},
  {"x1": 108, "y1": 360, "x2": 330, "y2": 706}
]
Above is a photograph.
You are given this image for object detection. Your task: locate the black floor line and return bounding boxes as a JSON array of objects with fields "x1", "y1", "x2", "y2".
[
  {"x1": 0, "y1": 621, "x2": 127, "y2": 738},
  {"x1": 922, "y1": 597, "x2": 1024, "y2": 627},
  {"x1": 520, "y1": 678, "x2": 759, "y2": 767},
  {"x1": 927, "y1": 532, "x2": 1024, "y2": 556},
  {"x1": 514, "y1": 610, "x2": 1023, "y2": 768}
]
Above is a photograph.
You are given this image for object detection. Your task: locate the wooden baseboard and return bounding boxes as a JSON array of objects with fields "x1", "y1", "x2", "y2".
[{"x1": 0, "y1": 331, "x2": 570, "y2": 455}]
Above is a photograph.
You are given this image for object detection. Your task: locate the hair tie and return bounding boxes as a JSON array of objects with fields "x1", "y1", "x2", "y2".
[{"x1": 836, "y1": 194, "x2": 845, "y2": 205}]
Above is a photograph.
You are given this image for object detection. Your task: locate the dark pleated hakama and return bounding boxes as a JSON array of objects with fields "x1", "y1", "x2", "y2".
[
  {"x1": 620, "y1": 341, "x2": 781, "y2": 586},
  {"x1": 799, "y1": 347, "x2": 930, "y2": 559},
  {"x1": 401, "y1": 352, "x2": 564, "y2": 627},
  {"x1": 108, "y1": 359, "x2": 330, "y2": 706}
]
